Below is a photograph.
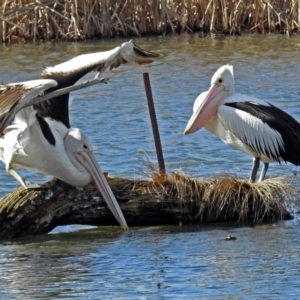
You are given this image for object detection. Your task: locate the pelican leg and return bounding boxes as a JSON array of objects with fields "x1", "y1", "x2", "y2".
[
  {"x1": 7, "y1": 165, "x2": 41, "y2": 189},
  {"x1": 94, "y1": 72, "x2": 101, "y2": 79},
  {"x1": 250, "y1": 157, "x2": 260, "y2": 182},
  {"x1": 94, "y1": 67, "x2": 107, "y2": 79},
  {"x1": 258, "y1": 163, "x2": 269, "y2": 182}
]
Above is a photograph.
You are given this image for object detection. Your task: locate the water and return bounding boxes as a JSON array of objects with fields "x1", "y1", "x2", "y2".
[
  {"x1": 2, "y1": 223, "x2": 300, "y2": 299},
  {"x1": 1, "y1": 34, "x2": 300, "y2": 298}
]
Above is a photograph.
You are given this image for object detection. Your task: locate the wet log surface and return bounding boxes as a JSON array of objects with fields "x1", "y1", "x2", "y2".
[
  {"x1": 0, "y1": 175, "x2": 295, "y2": 239},
  {"x1": 0, "y1": 177, "x2": 178, "y2": 239}
]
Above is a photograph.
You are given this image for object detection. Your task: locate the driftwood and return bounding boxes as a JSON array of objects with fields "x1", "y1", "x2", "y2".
[
  {"x1": 0, "y1": 173, "x2": 296, "y2": 239},
  {"x1": 0, "y1": 176, "x2": 179, "y2": 239}
]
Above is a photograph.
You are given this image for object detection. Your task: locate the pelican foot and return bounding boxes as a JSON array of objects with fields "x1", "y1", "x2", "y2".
[
  {"x1": 24, "y1": 181, "x2": 42, "y2": 189},
  {"x1": 7, "y1": 168, "x2": 42, "y2": 190}
]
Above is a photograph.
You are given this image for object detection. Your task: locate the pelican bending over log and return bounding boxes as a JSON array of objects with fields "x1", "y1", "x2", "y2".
[
  {"x1": 184, "y1": 64, "x2": 300, "y2": 182},
  {"x1": 0, "y1": 41, "x2": 160, "y2": 229}
]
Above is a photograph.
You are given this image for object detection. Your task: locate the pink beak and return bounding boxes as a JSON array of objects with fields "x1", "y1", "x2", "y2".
[
  {"x1": 184, "y1": 84, "x2": 227, "y2": 135},
  {"x1": 76, "y1": 151, "x2": 128, "y2": 230}
]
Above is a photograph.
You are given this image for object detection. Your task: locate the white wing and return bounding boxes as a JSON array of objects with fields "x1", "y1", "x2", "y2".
[
  {"x1": 218, "y1": 104, "x2": 285, "y2": 159},
  {"x1": 42, "y1": 40, "x2": 160, "y2": 78}
]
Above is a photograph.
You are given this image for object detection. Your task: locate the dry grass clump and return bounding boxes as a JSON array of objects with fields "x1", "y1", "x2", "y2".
[
  {"x1": 150, "y1": 171, "x2": 297, "y2": 224},
  {"x1": 1, "y1": 0, "x2": 300, "y2": 42}
]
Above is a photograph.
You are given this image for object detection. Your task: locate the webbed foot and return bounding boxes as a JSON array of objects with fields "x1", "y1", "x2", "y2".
[{"x1": 23, "y1": 181, "x2": 42, "y2": 189}]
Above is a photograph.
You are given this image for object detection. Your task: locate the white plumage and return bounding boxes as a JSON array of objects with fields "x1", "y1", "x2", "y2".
[
  {"x1": 0, "y1": 40, "x2": 160, "y2": 228},
  {"x1": 185, "y1": 64, "x2": 300, "y2": 181}
]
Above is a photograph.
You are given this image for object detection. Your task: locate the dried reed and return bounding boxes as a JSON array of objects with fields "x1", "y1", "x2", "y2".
[
  {"x1": 148, "y1": 171, "x2": 298, "y2": 224},
  {"x1": 1, "y1": 0, "x2": 299, "y2": 42}
]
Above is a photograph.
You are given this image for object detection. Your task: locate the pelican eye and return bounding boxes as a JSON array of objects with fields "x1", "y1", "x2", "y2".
[
  {"x1": 218, "y1": 78, "x2": 223, "y2": 84},
  {"x1": 83, "y1": 144, "x2": 88, "y2": 149}
]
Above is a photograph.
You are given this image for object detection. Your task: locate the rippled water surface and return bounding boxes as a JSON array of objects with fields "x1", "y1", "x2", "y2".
[{"x1": 1, "y1": 34, "x2": 300, "y2": 298}]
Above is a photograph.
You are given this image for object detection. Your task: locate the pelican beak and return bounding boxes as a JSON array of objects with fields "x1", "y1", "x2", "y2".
[
  {"x1": 184, "y1": 84, "x2": 227, "y2": 135},
  {"x1": 76, "y1": 151, "x2": 128, "y2": 230},
  {"x1": 131, "y1": 42, "x2": 161, "y2": 63},
  {"x1": 119, "y1": 41, "x2": 161, "y2": 65}
]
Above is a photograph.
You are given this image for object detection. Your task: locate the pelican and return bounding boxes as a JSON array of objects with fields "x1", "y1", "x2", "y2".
[
  {"x1": 184, "y1": 64, "x2": 300, "y2": 182},
  {"x1": 0, "y1": 41, "x2": 160, "y2": 229}
]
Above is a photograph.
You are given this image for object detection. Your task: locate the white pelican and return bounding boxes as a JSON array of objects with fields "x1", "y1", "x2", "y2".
[
  {"x1": 184, "y1": 64, "x2": 300, "y2": 182},
  {"x1": 0, "y1": 41, "x2": 160, "y2": 229}
]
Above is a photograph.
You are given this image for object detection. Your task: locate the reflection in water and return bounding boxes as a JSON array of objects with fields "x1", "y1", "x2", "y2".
[
  {"x1": 1, "y1": 34, "x2": 300, "y2": 298},
  {"x1": 1, "y1": 223, "x2": 300, "y2": 299},
  {"x1": 1, "y1": 228, "x2": 125, "y2": 298}
]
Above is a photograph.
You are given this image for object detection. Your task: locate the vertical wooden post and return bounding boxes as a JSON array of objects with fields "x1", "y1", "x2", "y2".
[{"x1": 143, "y1": 73, "x2": 166, "y2": 176}]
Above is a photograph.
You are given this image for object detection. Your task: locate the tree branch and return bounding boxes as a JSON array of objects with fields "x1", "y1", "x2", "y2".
[{"x1": 0, "y1": 174, "x2": 294, "y2": 239}]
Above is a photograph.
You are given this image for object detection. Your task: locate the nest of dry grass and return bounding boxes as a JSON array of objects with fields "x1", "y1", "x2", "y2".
[{"x1": 148, "y1": 170, "x2": 298, "y2": 224}]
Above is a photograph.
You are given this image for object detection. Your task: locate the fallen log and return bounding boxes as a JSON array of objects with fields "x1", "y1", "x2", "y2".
[{"x1": 0, "y1": 173, "x2": 297, "y2": 239}]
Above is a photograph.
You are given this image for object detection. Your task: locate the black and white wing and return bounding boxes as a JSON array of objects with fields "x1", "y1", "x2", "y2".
[
  {"x1": 220, "y1": 101, "x2": 300, "y2": 165},
  {"x1": 34, "y1": 41, "x2": 161, "y2": 128},
  {"x1": 0, "y1": 79, "x2": 57, "y2": 134}
]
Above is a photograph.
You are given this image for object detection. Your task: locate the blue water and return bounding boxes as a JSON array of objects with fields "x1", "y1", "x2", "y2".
[
  {"x1": 1, "y1": 34, "x2": 300, "y2": 298},
  {"x1": 2, "y1": 222, "x2": 300, "y2": 299}
]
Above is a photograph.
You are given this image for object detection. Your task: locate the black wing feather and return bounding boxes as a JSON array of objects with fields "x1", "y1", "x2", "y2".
[
  {"x1": 225, "y1": 101, "x2": 300, "y2": 165},
  {"x1": 35, "y1": 113, "x2": 56, "y2": 146},
  {"x1": 34, "y1": 66, "x2": 96, "y2": 128}
]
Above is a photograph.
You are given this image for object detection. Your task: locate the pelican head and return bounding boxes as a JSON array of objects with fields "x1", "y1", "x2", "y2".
[
  {"x1": 64, "y1": 128, "x2": 94, "y2": 175},
  {"x1": 211, "y1": 64, "x2": 235, "y2": 95},
  {"x1": 64, "y1": 128, "x2": 128, "y2": 230},
  {"x1": 184, "y1": 64, "x2": 234, "y2": 135},
  {"x1": 119, "y1": 40, "x2": 161, "y2": 65}
]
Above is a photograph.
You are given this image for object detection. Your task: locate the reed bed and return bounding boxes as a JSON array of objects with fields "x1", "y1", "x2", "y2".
[
  {"x1": 149, "y1": 171, "x2": 298, "y2": 224},
  {"x1": 1, "y1": 0, "x2": 299, "y2": 42}
]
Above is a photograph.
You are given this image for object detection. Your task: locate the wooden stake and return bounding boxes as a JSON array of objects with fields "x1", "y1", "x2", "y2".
[{"x1": 143, "y1": 73, "x2": 166, "y2": 176}]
